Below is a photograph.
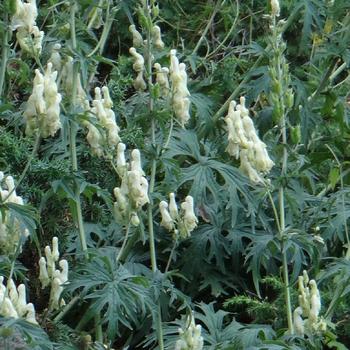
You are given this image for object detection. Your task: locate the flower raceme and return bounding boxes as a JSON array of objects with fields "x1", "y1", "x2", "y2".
[
  {"x1": 38, "y1": 237, "x2": 68, "y2": 311},
  {"x1": 11, "y1": 0, "x2": 44, "y2": 56},
  {"x1": 0, "y1": 172, "x2": 30, "y2": 254},
  {"x1": 225, "y1": 97, "x2": 274, "y2": 183},
  {"x1": 113, "y1": 144, "x2": 150, "y2": 226},
  {"x1": 0, "y1": 276, "x2": 38, "y2": 324},
  {"x1": 293, "y1": 271, "x2": 327, "y2": 336},
  {"x1": 159, "y1": 193, "x2": 198, "y2": 239},
  {"x1": 170, "y1": 49, "x2": 191, "y2": 127},
  {"x1": 175, "y1": 313, "x2": 203, "y2": 350},
  {"x1": 23, "y1": 63, "x2": 62, "y2": 138}
]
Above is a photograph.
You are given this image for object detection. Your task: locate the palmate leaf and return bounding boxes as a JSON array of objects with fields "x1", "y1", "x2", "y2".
[
  {"x1": 164, "y1": 129, "x2": 255, "y2": 215},
  {"x1": 0, "y1": 317, "x2": 53, "y2": 350},
  {"x1": 195, "y1": 303, "x2": 275, "y2": 350},
  {"x1": 245, "y1": 231, "x2": 278, "y2": 296},
  {"x1": 66, "y1": 249, "x2": 152, "y2": 340},
  {"x1": 297, "y1": 0, "x2": 324, "y2": 54}
]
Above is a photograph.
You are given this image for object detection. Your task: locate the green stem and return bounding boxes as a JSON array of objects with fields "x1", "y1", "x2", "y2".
[
  {"x1": 69, "y1": 1, "x2": 88, "y2": 259},
  {"x1": 95, "y1": 314, "x2": 103, "y2": 342},
  {"x1": 165, "y1": 238, "x2": 178, "y2": 273},
  {"x1": 272, "y1": 15, "x2": 294, "y2": 334},
  {"x1": 69, "y1": 125, "x2": 88, "y2": 258},
  {"x1": 87, "y1": 4, "x2": 117, "y2": 58},
  {"x1": 116, "y1": 223, "x2": 130, "y2": 262},
  {"x1": 192, "y1": 0, "x2": 224, "y2": 56},
  {"x1": 145, "y1": 4, "x2": 164, "y2": 348},
  {"x1": 54, "y1": 296, "x2": 79, "y2": 322},
  {"x1": 212, "y1": 3, "x2": 302, "y2": 122},
  {"x1": 0, "y1": 13, "x2": 9, "y2": 101}
]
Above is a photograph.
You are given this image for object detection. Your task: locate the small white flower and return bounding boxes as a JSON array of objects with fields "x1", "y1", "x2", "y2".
[{"x1": 129, "y1": 25, "x2": 143, "y2": 47}]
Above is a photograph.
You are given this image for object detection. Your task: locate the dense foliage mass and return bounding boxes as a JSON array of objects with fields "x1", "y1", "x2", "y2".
[{"x1": 1, "y1": 0, "x2": 350, "y2": 349}]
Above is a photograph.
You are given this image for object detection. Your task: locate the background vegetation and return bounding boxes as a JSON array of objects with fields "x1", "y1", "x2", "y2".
[{"x1": 1, "y1": 0, "x2": 350, "y2": 349}]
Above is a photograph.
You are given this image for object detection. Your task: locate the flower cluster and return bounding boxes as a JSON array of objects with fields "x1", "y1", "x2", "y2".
[
  {"x1": 170, "y1": 50, "x2": 191, "y2": 127},
  {"x1": 129, "y1": 47, "x2": 147, "y2": 91},
  {"x1": 225, "y1": 97, "x2": 274, "y2": 183},
  {"x1": 0, "y1": 277, "x2": 37, "y2": 324},
  {"x1": 175, "y1": 313, "x2": 203, "y2": 350},
  {"x1": 293, "y1": 271, "x2": 327, "y2": 336},
  {"x1": 84, "y1": 87, "x2": 121, "y2": 157},
  {"x1": 154, "y1": 63, "x2": 169, "y2": 97},
  {"x1": 159, "y1": 193, "x2": 198, "y2": 239},
  {"x1": 0, "y1": 172, "x2": 30, "y2": 254},
  {"x1": 23, "y1": 63, "x2": 62, "y2": 138},
  {"x1": 39, "y1": 237, "x2": 69, "y2": 311},
  {"x1": 11, "y1": 0, "x2": 44, "y2": 56},
  {"x1": 128, "y1": 23, "x2": 165, "y2": 91},
  {"x1": 113, "y1": 144, "x2": 149, "y2": 226},
  {"x1": 271, "y1": 0, "x2": 280, "y2": 17}
]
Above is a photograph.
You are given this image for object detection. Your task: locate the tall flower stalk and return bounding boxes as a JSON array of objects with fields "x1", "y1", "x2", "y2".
[
  {"x1": 144, "y1": 1, "x2": 164, "y2": 347},
  {"x1": 268, "y1": 0, "x2": 295, "y2": 334},
  {"x1": 68, "y1": 1, "x2": 88, "y2": 258}
]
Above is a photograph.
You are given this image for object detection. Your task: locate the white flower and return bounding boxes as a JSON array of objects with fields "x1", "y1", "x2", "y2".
[
  {"x1": 271, "y1": 0, "x2": 280, "y2": 17},
  {"x1": 11, "y1": 1, "x2": 44, "y2": 56},
  {"x1": 152, "y1": 25, "x2": 165, "y2": 49},
  {"x1": 182, "y1": 196, "x2": 197, "y2": 230},
  {"x1": 129, "y1": 47, "x2": 145, "y2": 72},
  {"x1": 225, "y1": 97, "x2": 274, "y2": 183},
  {"x1": 129, "y1": 25, "x2": 143, "y2": 48},
  {"x1": 154, "y1": 63, "x2": 170, "y2": 96},
  {"x1": 293, "y1": 307, "x2": 304, "y2": 335},
  {"x1": 169, "y1": 193, "x2": 178, "y2": 219},
  {"x1": 24, "y1": 63, "x2": 62, "y2": 138},
  {"x1": 159, "y1": 201, "x2": 174, "y2": 231},
  {"x1": 170, "y1": 50, "x2": 191, "y2": 126},
  {"x1": 175, "y1": 313, "x2": 203, "y2": 350},
  {"x1": 39, "y1": 237, "x2": 68, "y2": 310}
]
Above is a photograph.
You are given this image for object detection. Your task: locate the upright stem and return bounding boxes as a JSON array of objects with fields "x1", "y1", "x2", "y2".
[
  {"x1": 145, "y1": 5, "x2": 164, "y2": 348},
  {"x1": 278, "y1": 118, "x2": 294, "y2": 334},
  {"x1": 69, "y1": 2, "x2": 88, "y2": 259},
  {"x1": 272, "y1": 15, "x2": 294, "y2": 334},
  {"x1": 192, "y1": 0, "x2": 223, "y2": 56},
  {"x1": 0, "y1": 13, "x2": 9, "y2": 101}
]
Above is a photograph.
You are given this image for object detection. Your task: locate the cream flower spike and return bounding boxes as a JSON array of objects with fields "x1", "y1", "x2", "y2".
[
  {"x1": 271, "y1": 0, "x2": 280, "y2": 17},
  {"x1": 293, "y1": 271, "x2": 326, "y2": 335},
  {"x1": 154, "y1": 63, "x2": 170, "y2": 96},
  {"x1": 169, "y1": 50, "x2": 191, "y2": 126}
]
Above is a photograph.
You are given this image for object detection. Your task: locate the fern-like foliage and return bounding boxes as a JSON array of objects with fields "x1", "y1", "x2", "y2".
[{"x1": 66, "y1": 248, "x2": 152, "y2": 340}]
